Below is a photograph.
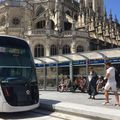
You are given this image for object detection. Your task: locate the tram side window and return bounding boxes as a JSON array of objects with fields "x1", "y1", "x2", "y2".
[
  {"x1": 11, "y1": 68, "x2": 21, "y2": 77},
  {"x1": 0, "y1": 68, "x2": 9, "y2": 78},
  {"x1": 0, "y1": 68, "x2": 2, "y2": 78}
]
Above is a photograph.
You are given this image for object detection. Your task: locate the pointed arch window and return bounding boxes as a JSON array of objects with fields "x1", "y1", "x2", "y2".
[
  {"x1": 66, "y1": 10, "x2": 71, "y2": 16},
  {"x1": 36, "y1": 20, "x2": 45, "y2": 29},
  {"x1": 50, "y1": 45, "x2": 58, "y2": 56},
  {"x1": 64, "y1": 22, "x2": 72, "y2": 30},
  {"x1": 76, "y1": 45, "x2": 84, "y2": 52},
  {"x1": 34, "y1": 44, "x2": 44, "y2": 57},
  {"x1": 74, "y1": 14, "x2": 78, "y2": 21},
  {"x1": 50, "y1": 20, "x2": 55, "y2": 30},
  {"x1": 62, "y1": 45, "x2": 71, "y2": 54}
]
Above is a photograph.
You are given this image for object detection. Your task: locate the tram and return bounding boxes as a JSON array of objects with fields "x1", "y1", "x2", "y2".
[{"x1": 0, "y1": 35, "x2": 39, "y2": 112}]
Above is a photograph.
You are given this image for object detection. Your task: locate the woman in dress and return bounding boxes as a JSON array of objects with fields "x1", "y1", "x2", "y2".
[{"x1": 87, "y1": 67, "x2": 98, "y2": 99}]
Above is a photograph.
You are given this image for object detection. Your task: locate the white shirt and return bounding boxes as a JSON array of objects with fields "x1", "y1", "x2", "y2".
[
  {"x1": 88, "y1": 72, "x2": 92, "y2": 82},
  {"x1": 106, "y1": 67, "x2": 116, "y2": 83}
]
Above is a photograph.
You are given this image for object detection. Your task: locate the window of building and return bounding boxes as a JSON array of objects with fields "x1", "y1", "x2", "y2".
[
  {"x1": 34, "y1": 44, "x2": 44, "y2": 57},
  {"x1": 76, "y1": 45, "x2": 84, "y2": 52},
  {"x1": 74, "y1": 14, "x2": 78, "y2": 21},
  {"x1": 36, "y1": 20, "x2": 45, "y2": 29},
  {"x1": 50, "y1": 20, "x2": 55, "y2": 30},
  {"x1": 12, "y1": 17, "x2": 20, "y2": 25},
  {"x1": 50, "y1": 45, "x2": 58, "y2": 56},
  {"x1": 64, "y1": 22, "x2": 72, "y2": 30},
  {"x1": 62, "y1": 45, "x2": 71, "y2": 54},
  {"x1": 66, "y1": 10, "x2": 71, "y2": 16},
  {"x1": 89, "y1": 41, "x2": 97, "y2": 51}
]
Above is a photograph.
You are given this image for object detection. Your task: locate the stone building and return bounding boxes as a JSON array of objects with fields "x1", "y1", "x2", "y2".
[{"x1": 0, "y1": 0, "x2": 120, "y2": 58}]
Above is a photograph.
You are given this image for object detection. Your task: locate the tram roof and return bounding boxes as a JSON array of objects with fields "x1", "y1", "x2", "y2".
[{"x1": 34, "y1": 48, "x2": 120, "y2": 64}]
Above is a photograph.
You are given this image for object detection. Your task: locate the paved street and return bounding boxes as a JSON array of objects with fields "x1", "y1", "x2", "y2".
[
  {"x1": 40, "y1": 91, "x2": 120, "y2": 109},
  {"x1": 0, "y1": 91, "x2": 119, "y2": 120}
]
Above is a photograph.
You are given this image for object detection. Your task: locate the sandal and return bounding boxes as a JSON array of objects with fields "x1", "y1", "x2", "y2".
[
  {"x1": 102, "y1": 101, "x2": 109, "y2": 105},
  {"x1": 114, "y1": 104, "x2": 120, "y2": 106}
]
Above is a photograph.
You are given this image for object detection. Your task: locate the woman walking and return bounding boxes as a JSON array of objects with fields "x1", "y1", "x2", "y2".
[{"x1": 87, "y1": 67, "x2": 98, "y2": 99}]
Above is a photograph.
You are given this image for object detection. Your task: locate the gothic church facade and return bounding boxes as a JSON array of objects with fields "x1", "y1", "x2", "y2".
[{"x1": 0, "y1": 0, "x2": 119, "y2": 57}]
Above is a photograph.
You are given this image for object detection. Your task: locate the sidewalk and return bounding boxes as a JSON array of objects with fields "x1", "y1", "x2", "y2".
[{"x1": 39, "y1": 91, "x2": 120, "y2": 120}]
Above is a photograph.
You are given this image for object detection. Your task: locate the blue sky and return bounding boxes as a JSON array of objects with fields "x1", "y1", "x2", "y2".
[
  {"x1": 105, "y1": 0, "x2": 120, "y2": 22},
  {"x1": 76, "y1": 0, "x2": 120, "y2": 22}
]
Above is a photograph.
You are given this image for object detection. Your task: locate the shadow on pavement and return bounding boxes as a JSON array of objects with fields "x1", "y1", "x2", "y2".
[
  {"x1": 95, "y1": 98, "x2": 106, "y2": 100},
  {"x1": 39, "y1": 99, "x2": 61, "y2": 111}
]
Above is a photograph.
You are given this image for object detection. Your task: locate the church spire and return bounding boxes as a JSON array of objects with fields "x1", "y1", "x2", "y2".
[
  {"x1": 55, "y1": 0, "x2": 64, "y2": 32},
  {"x1": 79, "y1": 0, "x2": 85, "y2": 13},
  {"x1": 103, "y1": 8, "x2": 107, "y2": 22},
  {"x1": 114, "y1": 15, "x2": 118, "y2": 23},
  {"x1": 109, "y1": 9, "x2": 113, "y2": 21}
]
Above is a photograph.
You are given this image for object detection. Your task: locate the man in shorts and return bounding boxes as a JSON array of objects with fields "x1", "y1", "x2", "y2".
[{"x1": 103, "y1": 62, "x2": 119, "y2": 106}]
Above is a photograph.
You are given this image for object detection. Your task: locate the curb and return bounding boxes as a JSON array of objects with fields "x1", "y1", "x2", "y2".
[{"x1": 39, "y1": 101, "x2": 120, "y2": 120}]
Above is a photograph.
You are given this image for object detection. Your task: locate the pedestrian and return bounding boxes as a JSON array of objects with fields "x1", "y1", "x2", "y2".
[
  {"x1": 78, "y1": 76, "x2": 86, "y2": 92},
  {"x1": 103, "y1": 62, "x2": 119, "y2": 106},
  {"x1": 71, "y1": 77, "x2": 79, "y2": 92},
  {"x1": 58, "y1": 76, "x2": 65, "y2": 92},
  {"x1": 63, "y1": 76, "x2": 71, "y2": 91},
  {"x1": 96, "y1": 76, "x2": 104, "y2": 92},
  {"x1": 87, "y1": 67, "x2": 98, "y2": 99}
]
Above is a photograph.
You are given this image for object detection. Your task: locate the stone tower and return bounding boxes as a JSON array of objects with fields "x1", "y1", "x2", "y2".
[{"x1": 84, "y1": 0, "x2": 104, "y2": 16}]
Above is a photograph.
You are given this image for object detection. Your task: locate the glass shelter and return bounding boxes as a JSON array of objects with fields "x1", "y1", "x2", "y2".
[{"x1": 34, "y1": 48, "x2": 120, "y2": 90}]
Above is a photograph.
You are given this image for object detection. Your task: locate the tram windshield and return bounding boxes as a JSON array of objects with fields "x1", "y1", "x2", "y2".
[
  {"x1": 0, "y1": 67, "x2": 36, "y2": 84},
  {"x1": 0, "y1": 46, "x2": 32, "y2": 66},
  {"x1": 0, "y1": 38, "x2": 36, "y2": 84}
]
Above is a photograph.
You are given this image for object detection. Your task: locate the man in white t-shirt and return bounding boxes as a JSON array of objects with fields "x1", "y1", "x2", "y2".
[{"x1": 103, "y1": 62, "x2": 119, "y2": 106}]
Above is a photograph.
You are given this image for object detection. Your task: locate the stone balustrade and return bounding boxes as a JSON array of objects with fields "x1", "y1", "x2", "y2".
[{"x1": 25, "y1": 29, "x2": 89, "y2": 38}]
